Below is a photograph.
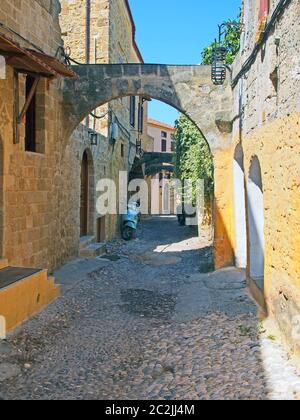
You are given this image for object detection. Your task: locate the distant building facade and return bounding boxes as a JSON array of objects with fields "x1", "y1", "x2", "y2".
[{"x1": 148, "y1": 119, "x2": 175, "y2": 154}]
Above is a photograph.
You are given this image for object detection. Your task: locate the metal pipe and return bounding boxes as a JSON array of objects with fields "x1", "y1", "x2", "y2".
[
  {"x1": 85, "y1": 0, "x2": 91, "y2": 64},
  {"x1": 85, "y1": 0, "x2": 91, "y2": 126}
]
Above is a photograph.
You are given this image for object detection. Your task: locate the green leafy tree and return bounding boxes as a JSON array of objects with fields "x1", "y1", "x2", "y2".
[{"x1": 201, "y1": 19, "x2": 241, "y2": 65}]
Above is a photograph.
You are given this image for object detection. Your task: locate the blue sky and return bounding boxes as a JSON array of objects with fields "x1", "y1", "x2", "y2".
[{"x1": 129, "y1": 0, "x2": 241, "y2": 125}]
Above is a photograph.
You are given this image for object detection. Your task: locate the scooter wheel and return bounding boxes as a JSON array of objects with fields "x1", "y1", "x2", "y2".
[
  {"x1": 122, "y1": 227, "x2": 134, "y2": 241},
  {"x1": 178, "y1": 215, "x2": 186, "y2": 226}
]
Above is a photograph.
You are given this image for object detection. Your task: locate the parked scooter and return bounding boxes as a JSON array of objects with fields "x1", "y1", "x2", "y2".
[{"x1": 121, "y1": 201, "x2": 141, "y2": 241}]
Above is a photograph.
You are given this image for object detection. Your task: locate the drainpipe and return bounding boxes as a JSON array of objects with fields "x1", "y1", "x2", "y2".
[
  {"x1": 85, "y1": 0, "x2": 91, "y2": 126},
  {"x1": 85, "y1": 0, "x2": 91, "y2": 64}
]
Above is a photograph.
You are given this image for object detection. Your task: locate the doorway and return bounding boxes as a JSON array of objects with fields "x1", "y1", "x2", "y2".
[
  {"x1": 248, "y1": 156, "x2": 265, "y2": 290},
  {"x1": 97, "y1": 216, "x2": 106, "y2": 242},
  {"x1": 233, "y1": 144, "x2": 247, "y2": 268},
  {"x1": 80, "y1": 151, "x2": 89, "y2": 237}
]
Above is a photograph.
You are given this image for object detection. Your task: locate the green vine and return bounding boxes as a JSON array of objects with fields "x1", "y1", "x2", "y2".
[
  {"x1": 201, "y1": 18, "x2": 241, "y2": 65},
  {"x1": 173, "y1": 115, "x2": 214, "y2": 206}
]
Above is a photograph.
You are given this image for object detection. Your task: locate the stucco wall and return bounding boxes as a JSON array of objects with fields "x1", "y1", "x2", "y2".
[{"x1": 232, "y1": 0, "x2": 300, "y2": 354}]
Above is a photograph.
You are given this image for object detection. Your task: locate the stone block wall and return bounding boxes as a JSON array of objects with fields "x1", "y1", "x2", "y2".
[
  {"x1": 0, "y1": 0, "x2": 67, "y2": 269},
  {"x1": 0, "y1": 0, "x2": 62, "y2": 55},
  {"x1": 59, "y1": 0, "x2": 146, "y2": 244}
]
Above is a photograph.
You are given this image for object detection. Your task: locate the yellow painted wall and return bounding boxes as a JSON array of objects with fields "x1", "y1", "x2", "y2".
[
  {"x1": 231, "y1": 113, "x2": 300, "y2": 354},
  {"x1": 213, "y1": 149, "x2": 234, "y2": 269}
]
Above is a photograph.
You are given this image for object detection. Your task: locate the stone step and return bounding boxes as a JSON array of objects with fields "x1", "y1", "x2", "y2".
[
  {"x1": 0, "y1": 259, "x2": 8, "y2": 270},
  {"x1": 79, "y1": 236, "x2": 96, "y2": 250},
  {"x1": 48, "y1": 276, "x2": 61, "y2": 293},
  {"x1": 79, "y1": 243, "x2": 107, "y2": 258}
]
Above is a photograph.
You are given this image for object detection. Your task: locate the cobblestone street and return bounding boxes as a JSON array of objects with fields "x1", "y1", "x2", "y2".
[{"x1": 0, "y1": 216, "x2": 300, "y2": 400}]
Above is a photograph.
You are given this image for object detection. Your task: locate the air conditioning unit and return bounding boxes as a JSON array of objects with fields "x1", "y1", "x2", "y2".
[{"x1": 111, "y1": 122, "x2": 119, "y2": 141}]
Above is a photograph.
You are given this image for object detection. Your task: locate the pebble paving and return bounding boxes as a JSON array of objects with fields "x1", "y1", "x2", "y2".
[{"x1": 0, "y1": 216, "x2": 299, "y2": 400}]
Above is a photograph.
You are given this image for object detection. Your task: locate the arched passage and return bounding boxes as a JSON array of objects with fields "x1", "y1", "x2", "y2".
[
  {"x1": 62, "y1": 63, "x2": 234, "y2": 268},
  {"x1": 62, "y1": 64, "x2": 233, "y2": 153},
  {"x1": 248, "y1": 156, "x2": 265, "y2": 290},
  {"x1": 233, "y1": 144, "x2": 247, "y2": 268}
]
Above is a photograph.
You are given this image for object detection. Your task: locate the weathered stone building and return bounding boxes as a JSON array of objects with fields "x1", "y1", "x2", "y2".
[
  {"x1": 59, "y1": 0, "x2": 148, "y2": 255},
  {"x1": 231, "y1": 0, "x2": 300, "y2": 354},
  {"x1": 0, "y1": 0, "x2": 72, "y2": 332},
  {"x1": 0, "y1": 0, "x2": 148, "y2": 332}
]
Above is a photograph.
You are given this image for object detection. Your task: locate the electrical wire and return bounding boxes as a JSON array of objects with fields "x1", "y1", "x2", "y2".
[
  {"x1": 90, "y1": 110, "x2": 109, "y2": 120},
  {"x1": 232, "y1": 0, "x2": 292, "y2": 88}
]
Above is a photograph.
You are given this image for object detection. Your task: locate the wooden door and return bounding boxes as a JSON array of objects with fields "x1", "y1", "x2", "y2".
[
  {"x1": 80, "y1": 152, "x2": 89, "y2": 237},
  {"x1": 97, "y1": 216, "x2": 106, "y2": 242}
]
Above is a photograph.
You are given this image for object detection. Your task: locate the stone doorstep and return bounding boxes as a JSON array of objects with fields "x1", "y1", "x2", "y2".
[
  {"x1": 79, "y1": 235, "x2": 96, "y2": 250},
  {"x1": 79, "y1": 242, "x2": 107, "y2": 258},
  {"x1": 0, "y1": 267, "x2": 60, "y2": 336}
]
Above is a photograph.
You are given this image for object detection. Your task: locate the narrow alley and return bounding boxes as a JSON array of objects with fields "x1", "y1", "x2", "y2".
[{"x1": 1, "y1": 217, "x2": 299, "y2": 400}]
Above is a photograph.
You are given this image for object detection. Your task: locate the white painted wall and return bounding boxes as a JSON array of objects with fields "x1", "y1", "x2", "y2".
[
  {"x1": 248, "y1": 158, "x2": 265, "y2": 284},
  {"x1": 147, "y1": 121, "x2": 175, "y2": 153},
  {"x1": 233, "y1": 146, "x2": 247, "y2": 268}
]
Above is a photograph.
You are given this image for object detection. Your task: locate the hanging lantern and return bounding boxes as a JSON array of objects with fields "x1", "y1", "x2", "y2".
[
  {"x1": 88, "y1": 130, "x2": 98, "y2": 146},
  {"x1": 211, "y1": 46, "x2": 227, "y2": 85}
]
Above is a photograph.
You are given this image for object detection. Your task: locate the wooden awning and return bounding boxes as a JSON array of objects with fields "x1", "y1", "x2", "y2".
[{"x1": 0, "y1": 34, "x2": 77, "y2": 79}]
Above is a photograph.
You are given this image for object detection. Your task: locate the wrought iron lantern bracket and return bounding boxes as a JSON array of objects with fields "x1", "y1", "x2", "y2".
[{"x1": 211, "y1": 21, "x2": 242, "y2": 86}]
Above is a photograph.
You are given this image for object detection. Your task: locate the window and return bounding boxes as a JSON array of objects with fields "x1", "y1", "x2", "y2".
[
  {"x1": 161, "y1": 131, "x2": 167, "y2": 138},
  {"x1": 171, "y1": 142, "x2": 175, "y2": 152},
  {"x1": 138, "y1": 103, "x2": 144, "y2": 134},
  {"x1": 25, "y1": 75, "x2": 37, "y2": 152},
  {"x1": 161, "y1": 139, "x2": 167, "y2": 152},
  {"x1": 121, "y1": 143, "x2": 124, "y2": 158},
  {"x1": 130, "y1": 96, "x2": 136, "y2": 127}
]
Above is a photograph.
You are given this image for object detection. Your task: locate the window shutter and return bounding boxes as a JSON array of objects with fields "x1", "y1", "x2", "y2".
[
  {"x1": 256, "y1": 0, "x2": 270, "y2": 43},
  {"x1": 259, "y1": 0, "x2": 269, "y2": 19}
]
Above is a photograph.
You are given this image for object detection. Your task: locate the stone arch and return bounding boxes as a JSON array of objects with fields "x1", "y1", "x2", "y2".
[
  {"x1": 80, "y1": 148, "x2": 96, "y2": 238},
  {"x1": 233, "y1": 143, "x2": 247, "y2": 268},
  {"x1": 247, "y1": 156, "x2": 265, "y2": 290},
  {"x1": 61, "y1": 63, "x2": 234, "y2": 268},
  {"x1": 62, "y1": 64, "x2": 233, "y2": 154}
]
